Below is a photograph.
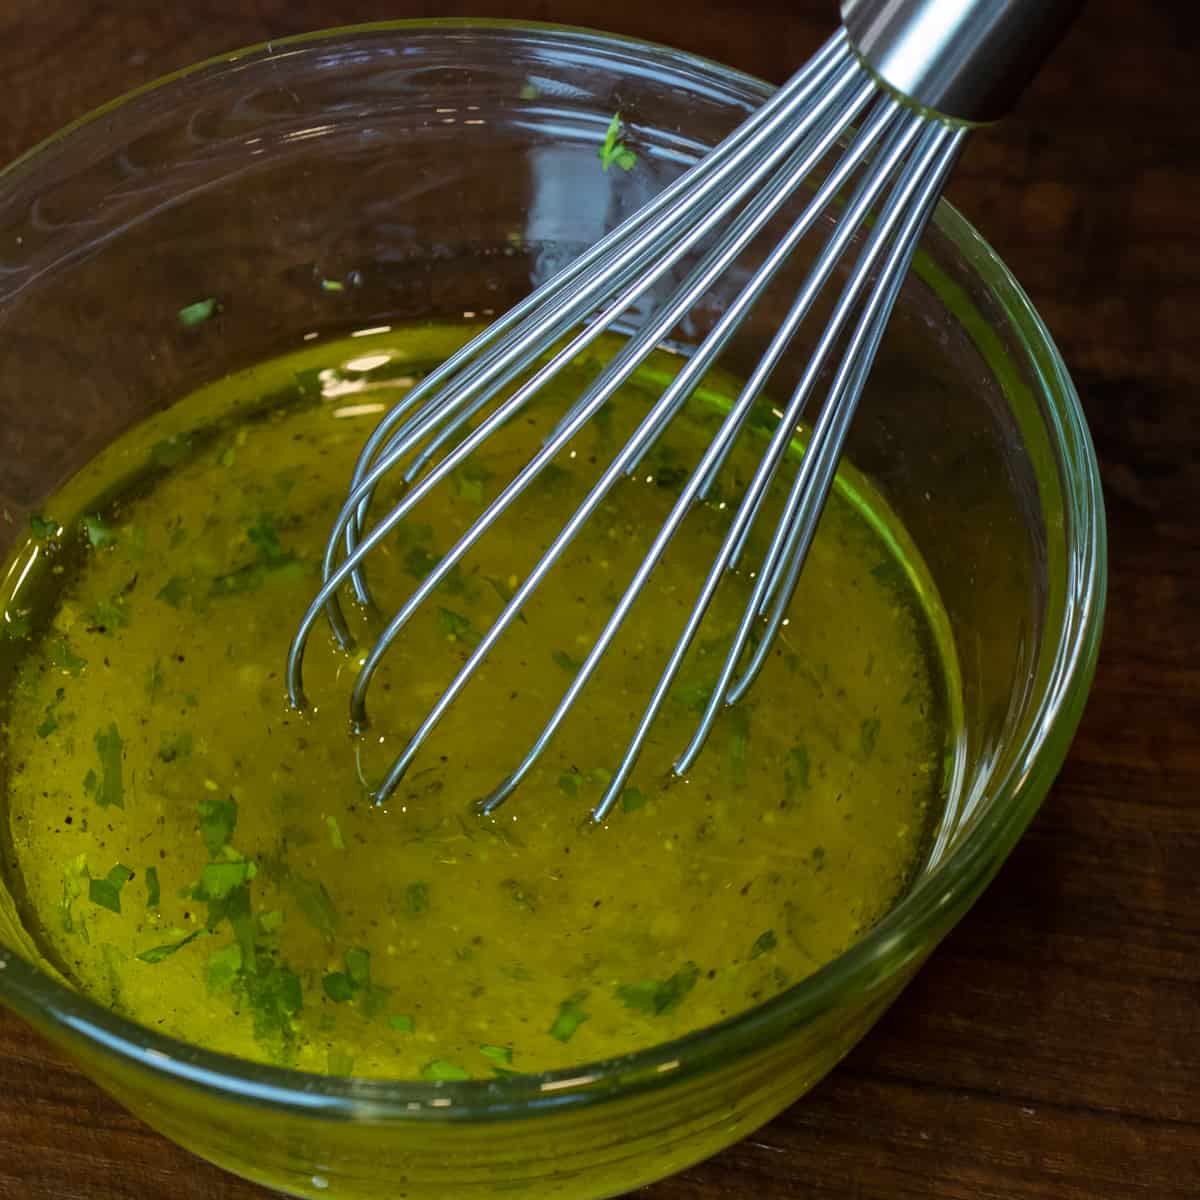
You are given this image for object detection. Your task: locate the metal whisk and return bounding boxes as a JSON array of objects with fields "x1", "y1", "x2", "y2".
[{"x1": 287, "y1": 0, "x2": 1080, "y2": 819}]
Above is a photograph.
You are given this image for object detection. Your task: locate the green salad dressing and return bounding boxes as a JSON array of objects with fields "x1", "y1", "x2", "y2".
[{"x1": 0, "y1": 324, "x2": 958, "y2": 1078}]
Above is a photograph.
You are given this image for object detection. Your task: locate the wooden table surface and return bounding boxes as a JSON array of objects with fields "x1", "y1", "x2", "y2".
[{"x1": 1, "y1": 1, "x2": 1196, "y2": 1197}]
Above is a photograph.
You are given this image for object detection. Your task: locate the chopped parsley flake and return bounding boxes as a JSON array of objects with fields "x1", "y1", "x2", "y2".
[
  {"x1": 598, "y1": 112, "x2": 637, "y2": 172},
  {"x1": 622, "y1": 787, "x2": 647, "y2": 813},
  {"x1": 479, "y1": 1044, "x2": 513, "y2": 1065},
  {"x1": 859, "y1": 717, "x2": 881, "y2": 760},
  {"x1": 437, "y1": 608, "x2": 480, "y2": 646},
  {"x1": 750, "y1": 930, "x2": 777, "y2": 959},
  {"x1": 49, "y1": 639, "x2": 86, "y2": 677},
  {"x1": 616, "y1": 962, "x2": 700, "y2": 1016},
  {"x1": 549, "y1": 992, "x2": 590, "y2": 1042},
  {"x1": 157, "y1": 730, "x2": 193, "y2": 763},
  {"x1": 206, "y1": 943, "x2": 243, "y2": 992},
  {"x1": 405, "y1": 881, "x2": 430, "y2": 914},
  {"x1": 137, "y1": 929, "x2": 203, "y2": 964},
  {"x1": 86, "y1": 723, "x2": 125, "y2": 810},
  {"x1": 784, "y1": 743, "x2": 811, "y2": 804},
  {"x1": 156, "y1": 576, "x2": 190, "y2": 608},
  {"x1": 388, "y1": 1014, "x2": 415, "y2": 1034},
  {"x1": 422, "y1": 1059, "x2": 470, "y2": 1082},
  {"x1": 88, "y1": 863, "x2": 134, "y2": 914},
  {"x1": 454, "y1": 459, "x2": 492, "y2": 503},
  {"x1": 284, "y1": 870, "x2": 339, "y2": 939},
  {"x1": 82, "y1": 516, "x2": 117, "y2": 549},
  {"x1": 144, "y1": 866, "x2": 161, "y2": 910},
  {"x1": 178, "y1": 297, "x2": 218, "y2": 328},
  {"x1": 326, "y1": 814, "x2": 345, "y2": 850},
  {"x1": 197, "y1": 797, "x2": 238, "y2": 856},
  {"x1": 197, "y1": 860, "x2": 258, "y2": 901},
  {"x1": 552, "y1": 650, "x2": 582, "y2": 674},
  {"x1": 29, "y1": 513, "x2": 59, "y2": 540}
]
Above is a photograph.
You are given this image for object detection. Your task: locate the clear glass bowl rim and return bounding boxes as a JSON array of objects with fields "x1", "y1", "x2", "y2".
[{"x1": 0, "y1": 18, "x2": 1107, "y2": 1124}]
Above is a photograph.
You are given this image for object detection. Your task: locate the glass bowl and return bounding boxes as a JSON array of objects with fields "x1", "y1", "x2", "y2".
[{"x1": 0, "y1": 20, "x2": 1105, "y2": 1200}]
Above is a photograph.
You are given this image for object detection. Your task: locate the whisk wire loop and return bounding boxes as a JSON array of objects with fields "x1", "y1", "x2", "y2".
[{"x1": 285, "y1": 0, "x2": 1073, "y2": 813}]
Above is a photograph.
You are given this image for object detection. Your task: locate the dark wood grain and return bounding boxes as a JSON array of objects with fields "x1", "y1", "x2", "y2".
[{"x1": 0, "y1": 1, "x2": 1197, "y2": 1197}]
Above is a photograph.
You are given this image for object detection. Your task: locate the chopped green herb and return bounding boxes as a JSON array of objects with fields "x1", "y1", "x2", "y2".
[
  {"x1": 538, "y1": 463, "x2": 574, "y2": 496},
  {"x1": 88, "y1": 596, "x2": 129, "y2": 631},
  {"x1": 479, "y1": 1044, "x2": 513, "y2": 1065},
  {"x1": 622, "y1": 787, "x2": 647, "y2": 813},
  {"x1": 240, "y1": 962, "x2": 303, "y2": 1048},
  {"x1": 405, "y1": 881, "x2": 431, "y2": 914},
  {"x1": 403, "y1": 544, "x2": 440, "y2": 581},
  {"x1": 557, "y1": 769, "x2": 581, "y2": 798},
  {"x1": 344, "y1": 947, "x2": 372, "y2": 988},
  {"x1": 783, "y1": 744, "x2": 810, "y2": 805},
  {"x1": 388, "y1": 1014, "x2": 415, "y2": 1034},
  {"x1": 653, "y1": 464, "x2": 689, "y2": 492},
  {"x1": 616, "y1": 962, "x2": 700, "y2": 1016},
  {"x1": 320, "y1": 279, "x2": 345, "y2": 293},
  {"x1": 197, "y1": 860, "x2": 257, "y2": 901},
  {"x1": 36, "y1": 690, "x2": 64, "y2": 739},
  {"x1": 29, "y1": 513, "x2": 59, "y2": 540},
  {"x1": 258, "y1": 909, "x2": 284, "y2": 934},
  {"x1": 284, "y1": 871, "x2": 339, "y2": 938},
  {"x1": 197, "y1": 797, "x2": 238, "y2": 856},
  {"x1": 859, "y1": 717, "x2": 881, "y2": 760},
  {"x1": 156, "y1": 576, "x2": 190, "y2": 608},
  {"x1": 750, "y1": 929, "x2": 777, "y2": 959},
  {"x1": 137, "y1": 930, "x2": 203, "y2": 963},
  {"x1": 218, "y1": 447, "x2": 237, "y2": 468},
  {"x1": 206, "y1": 943, "x2": 243, "y2": 991},
  {"x1": 323, "y1": 971, "x2": 355, "y2": 1003},
  {"x1": 86, "y1": 723, "x2": 125, "y2": 810},
  {"x1": 49, "y1": 639, "x2": 86, "y2": 677},
  {"x1": 454, "y1": 459, "x2": 492, "y2": 503},
  {"x1": 598, "y1": 112, "x2": 637, "y2": 172},
  {"x1": 326, "y1": 814, "x2": 345, "y2": 850},
  {"x1": 144, "y1": 866, "x2": 161, "y2": 910},
  {"x1": 437, "y1": 607, "x2": 480, "y2": 646},
  {"x1": 178, "y1": 297, "x2": 218, "y2": 328},
  {"x1": 3, "y1": 614, "x2": 31, "y2": 640},
  {"x1": 518, "y1": 81, "x2": 541, "y2": 100},
  {"x1": 552, "y1": 649, "x2": 582, "y2": 674},
  {"x1": 482, "y1": 574, "x2": 527, "y2": 622},
  {"x1": 59, "y1": 854, "x2": 88, "y2": 936},
  {"x1": 82, "y1": 515, "x2": 117, "y2": 549},
  {"x1": 157, "y1": 730, "x2": 193, "y2": 763},
  {"x1": 549, "y1": 992, "x2": 590, "y2": 1042},
  {"x1": 88, "y1": 863, "x2": 134, "y2": 914},
  {"x1": 247, "y1": 516, "x2": 289, "y2": 565},
  {"x1": 422, "y1": 1059, "x2": 470, "y2": 1082}
]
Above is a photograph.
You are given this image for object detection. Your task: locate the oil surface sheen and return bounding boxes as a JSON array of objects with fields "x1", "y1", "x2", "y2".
[{"x1": 0, "y1": 324, "x2": 955, "y2": 1080}]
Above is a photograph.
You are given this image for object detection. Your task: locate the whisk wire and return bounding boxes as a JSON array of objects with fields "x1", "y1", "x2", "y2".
[
  {"x1": 281, "y1": 0, "x2": 1077, "y2": 815},
  {"x1": 475, "y1": 103, "x2": 946, "y2": 817},
  {"x1": 336, "y1": 36, "x2": 860, "y2": 587},
  {"x1": 358, "y1": 92, "x2": 910, "y2": 802},
  {"x1": 288, "y1": 54, "x2": 874, "y2": 707}
]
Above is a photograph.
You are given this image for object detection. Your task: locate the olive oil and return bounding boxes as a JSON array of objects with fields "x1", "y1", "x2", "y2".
[{"x1": 0, "y1": 324, "x2": 957, "y2": 1079}]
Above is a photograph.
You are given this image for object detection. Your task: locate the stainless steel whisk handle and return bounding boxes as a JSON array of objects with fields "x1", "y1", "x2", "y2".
[{"x1": 841, "y1": 0, "x2": 1084, "y2": 122}]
